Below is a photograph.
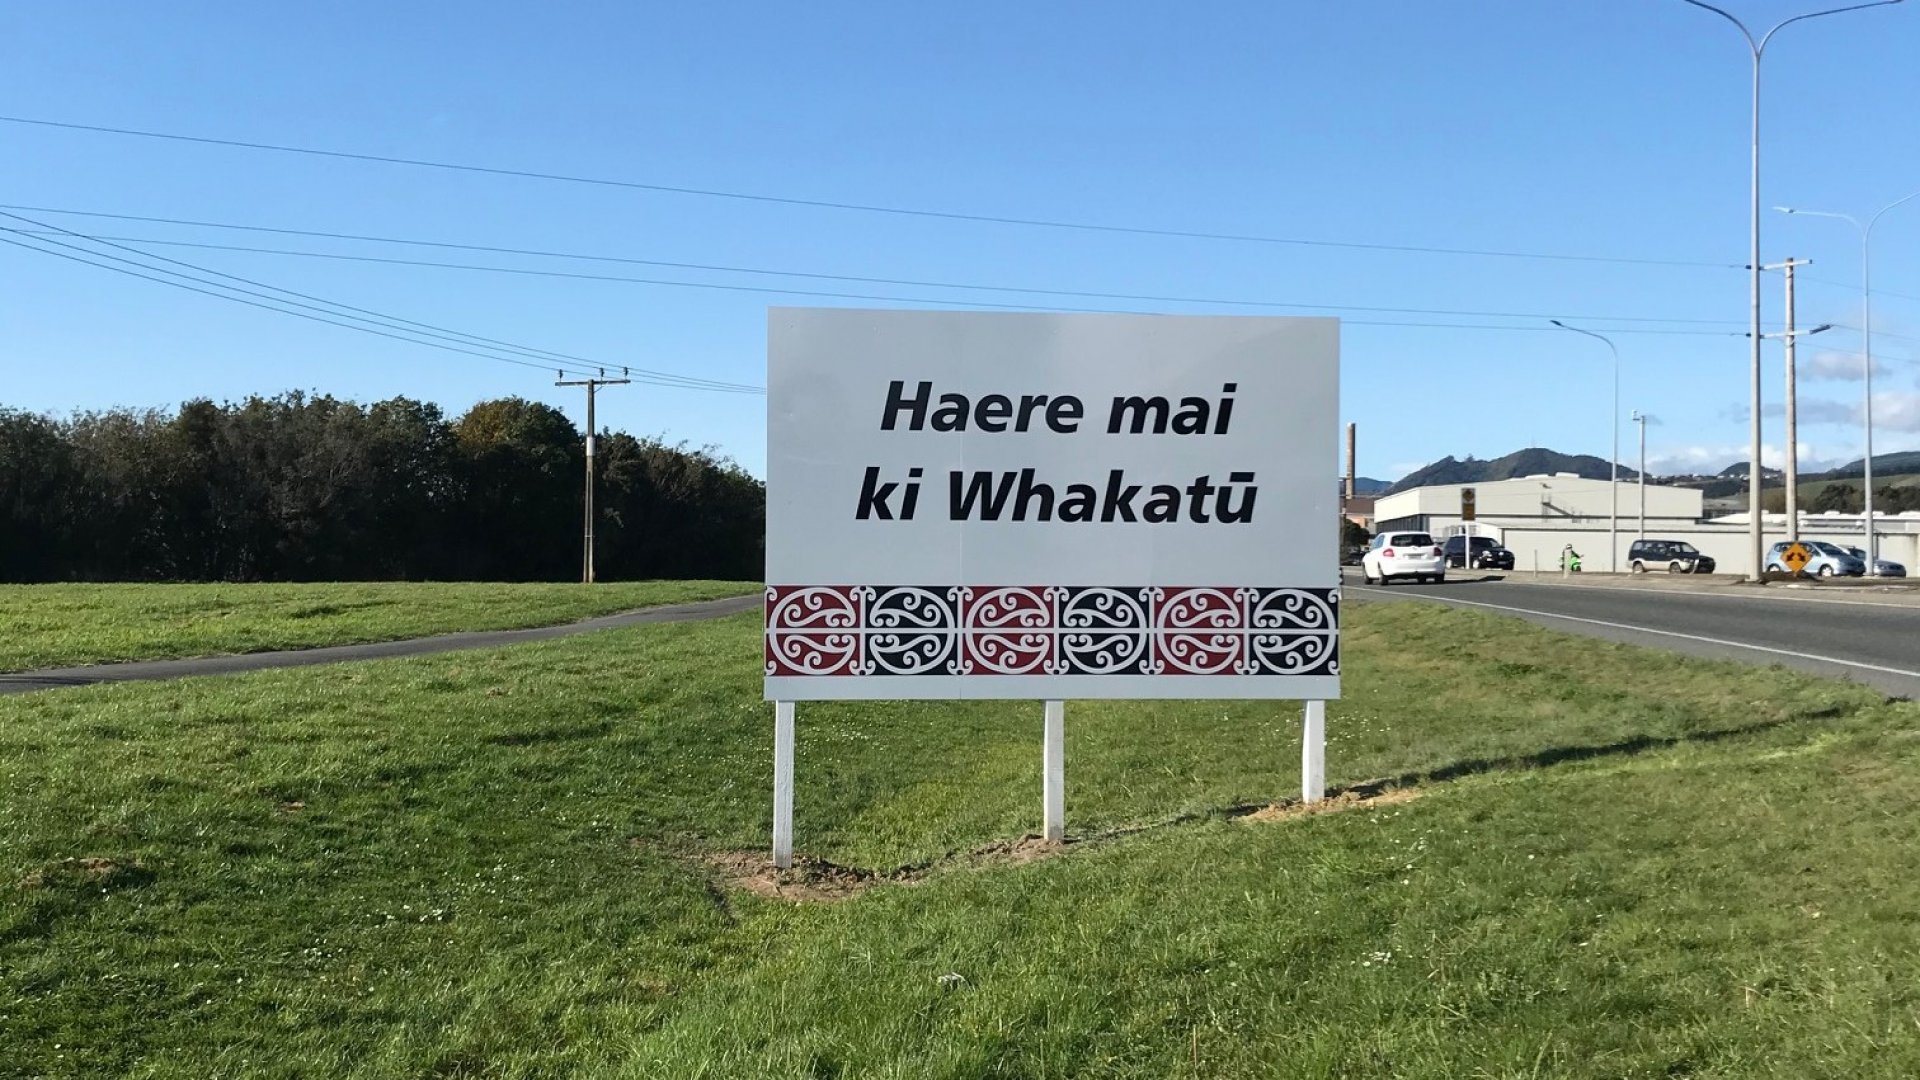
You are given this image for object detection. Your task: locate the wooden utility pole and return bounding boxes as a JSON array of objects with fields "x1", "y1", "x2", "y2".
[
  {"x1": 1783, "y1": 259, "x2": 1800, "y2": 542},
  {"x1": 1762, "y1": 259, "x2": 1829, "y2": 543},
  {"x1": 556, "y1": 368, "x2": 630, "y2": 583}
]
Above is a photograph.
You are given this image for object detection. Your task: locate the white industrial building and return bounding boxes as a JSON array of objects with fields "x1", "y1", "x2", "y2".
[{"x1": 1371, "y1": 473, "x2": 1920, "y2": 576}]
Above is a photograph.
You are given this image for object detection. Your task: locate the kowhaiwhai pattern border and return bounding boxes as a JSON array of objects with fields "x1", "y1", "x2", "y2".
[{"x1": 764, "y1": 586, "x2": 1338, "y2": 678}]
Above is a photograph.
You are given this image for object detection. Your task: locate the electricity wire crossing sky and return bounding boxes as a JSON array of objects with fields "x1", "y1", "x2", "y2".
[{"x1": 4, "y1": 2, "x2": 1919, "y2": 480}]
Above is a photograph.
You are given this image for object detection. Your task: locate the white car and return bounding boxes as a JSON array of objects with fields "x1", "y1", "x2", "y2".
[{"x1": 1361, "y1": 531, "x2": 1447, "y2": 585}]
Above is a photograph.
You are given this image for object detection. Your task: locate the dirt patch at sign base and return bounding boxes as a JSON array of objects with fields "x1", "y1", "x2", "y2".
[
  {"x1": 1232, "y1": 785, "x2": 1422, "y2": 824},
  {"x1": 702, "y1": 835, "x2": 1071, "y2": 904},
  {"x1": 703, "y1": 852, "x2": 883, "y2": 903},
  {"x1": 956, "y1": 835, "x2": 1063, "y2": 869},
  {"x1": 693, "y1": 786, "x2": 1418, "y2": 904}
]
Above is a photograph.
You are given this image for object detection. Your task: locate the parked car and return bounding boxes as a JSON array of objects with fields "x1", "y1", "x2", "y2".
[
  {"x1": 1764, "y1": 541, "x2": 1865, "y2": 578},
  {"x1": 1360, "y1": 531, "x2": 1446, "y2": 585},
  {"x1": 1443, "y1": 535, "x2": 1515, "y2": 570},
  {"x1": 1341, "y1": 544, "x2": 1367, "y2": 566},
  {"x1": 1627, "y1": 539, "x2": 1717, "y2": 574},
  {"x1": 1843, "y1": 546, "x2": 1906, "y2": 578}
]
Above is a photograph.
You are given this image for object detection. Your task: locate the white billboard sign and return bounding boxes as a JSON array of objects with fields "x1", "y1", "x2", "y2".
[{"x1": 765, "y1": 308, "x2": 1339, "y2": 701}]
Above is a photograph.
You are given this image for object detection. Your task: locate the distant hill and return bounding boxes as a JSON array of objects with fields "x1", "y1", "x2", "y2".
[
  {"x1": 1691, "y1": 477, "x2": 1751, "y2": 499},
  {"x1": 1352, "y1": 477, "x2": 1391, "y2": 495},
  {"x1": 1674, "y1": 462, "x2": 1787, "y2": 499},
  {"x1": 1386, "y1": 448, "x2": 1640, "y2": 494},
  {"x1": 1819, "y1": 452, "x2": 1920, "y2": 482},
  {"x1": 1678, "y1": 455, "x2": 1918, "y2": 500}
]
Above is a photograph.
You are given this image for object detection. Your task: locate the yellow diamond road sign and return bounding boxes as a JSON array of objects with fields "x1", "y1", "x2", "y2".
[{"x1": 1782, "y1": 543, "x2": 1812, "y2": 573}]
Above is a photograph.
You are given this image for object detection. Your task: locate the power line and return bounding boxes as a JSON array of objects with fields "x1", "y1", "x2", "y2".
[
  {"x1": 0, "y1": 228, "x2": 765, "y2": 393},
  {"x1": 0, "y1": 114, "x2": 1737, "y2": 270},
  {"x1": 1, "y1": 227, "x2": 1737, "y2": 343},
  {"x1": 0, "y1": 205, "x2": 1746, "y2": 328},
  {"x1": 0, "y1": 205, "x2": 764, "y2": 390},
  {"x1": 1799, "y1": 273, "x2": 1920, "y2": 306},
  {"x1": 1824, "y1": 323, "x2": 1920, "y2": 350},
  {"x1": 0, "y1": 208, "x2": 761, "y2": 393},
  {"x1": 0, "y1": 234, "x2": 597, "y2": 379},
  {"x1": 6, "y1": 225, "x2": 1753, "y2": 334}
]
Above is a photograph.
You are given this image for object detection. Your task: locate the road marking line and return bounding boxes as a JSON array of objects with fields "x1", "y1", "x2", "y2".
[
  {"x1": 1525, "y1": 581, "x2": 1920, "y2": 610},
  {"x1": 1350, "y1": 585, "x2": 1920, "y2": 681}
]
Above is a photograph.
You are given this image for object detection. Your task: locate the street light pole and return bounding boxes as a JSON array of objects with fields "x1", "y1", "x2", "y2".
[
  {"x1": 1631, "y1": 411, "x2": 1648, "y2": 538},
  {"x1": 1778, "y1": 188, "x2": 1920, "y2": 573},
  {"x1": 1677, "y1": 0, "x2": 1904, "y2": 581},
  {"x1": 1551, "y1": 320, "x2": 1620, "y2": 573}
]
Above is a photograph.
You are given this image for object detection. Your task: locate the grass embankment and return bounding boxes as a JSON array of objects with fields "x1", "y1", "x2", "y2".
[
  {"x1": 1790, "y1": 472, "x2": 1920, "y2": 512},
  {"x1": 0, "y1": 580, "x2": 759, "y2": 672},
  {"x1": 5, "y1": 603, "x2": 1920, "y2": 1077}
]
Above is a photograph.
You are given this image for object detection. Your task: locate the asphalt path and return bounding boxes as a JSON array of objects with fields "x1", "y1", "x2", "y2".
[
  {"x1": 1346, "y1": 573, "x2": 1920, "y2": 698},
  {"x1": 0, "y1": 593, "x2": 762, "y2": 696}
]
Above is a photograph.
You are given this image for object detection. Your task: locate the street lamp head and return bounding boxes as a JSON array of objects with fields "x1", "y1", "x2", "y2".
[
  {"x1": 1775, "y1": 206, "x2": 1798, "y2": 214},
  {"x1": 1809, "y1": 323, "x2": 1834, "y2": 335},
  {"x1": 1549, "y1": 319, "x2": 1567, "y2": 328}
]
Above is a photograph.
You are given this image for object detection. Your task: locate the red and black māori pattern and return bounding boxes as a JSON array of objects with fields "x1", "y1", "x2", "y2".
[{"x1": 765, "y1": 586, "x2": 1338, "y2": 678}]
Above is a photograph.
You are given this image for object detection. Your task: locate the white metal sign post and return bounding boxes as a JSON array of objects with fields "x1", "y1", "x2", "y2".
[
  {"x1": 1302, "y1": 700, "x2": 1326, "y2": 803},
  {"x1": 1043, "y1": 699, "x2": 1065, "y2": 842},
  {"x1": 765, "y1": 310, "x2": 1340, "y2": 867}
]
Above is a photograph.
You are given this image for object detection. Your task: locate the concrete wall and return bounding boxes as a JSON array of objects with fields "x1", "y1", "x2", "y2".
[{"x1": 1373, "y1": 476, "x2": 1704, "y2": 528}]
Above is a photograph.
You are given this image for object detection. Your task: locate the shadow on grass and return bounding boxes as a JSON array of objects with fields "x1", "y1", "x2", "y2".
[
  {"x1": 1372, "y1": 714, "x2": 1810, "y2": 791},
  {"x1": 700, "y1": 711, "x2": 1842, "y2": 902}
]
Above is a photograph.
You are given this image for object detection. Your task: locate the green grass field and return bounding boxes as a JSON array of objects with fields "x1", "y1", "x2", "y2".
[
  {"x1": 5, "y1": 601, "x2": 1919, "y2": 1077},
  {"x1": 0, "y1": 581, "x2": 758, "y2": 672}
]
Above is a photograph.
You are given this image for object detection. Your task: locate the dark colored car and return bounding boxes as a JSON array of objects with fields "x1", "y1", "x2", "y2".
[
  {"x1": 1341, "y1": 544, "x2": 1367, "y2": 566},
  {"x1": 1627, "y1": 538, "x2": 1716, "y2": 574},
  {"x1": 1844, "y1": 546, "x2": 1906, "y2": 578},
  {"x1": 1443, "y1": 535, "x2": 1515, "y2": 570}
]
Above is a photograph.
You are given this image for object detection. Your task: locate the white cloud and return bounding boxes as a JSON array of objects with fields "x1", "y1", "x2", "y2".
[
  {"x1": 1873, "y1": 391, "x2": 1920, "y2": 433},
  {"x1": 1760, "y1": 399, "x2": 1859, "y2": 425},
  {"x1": 1644, "y1": 443, "x2": 1847, "y2": 476},
  {"x1": 1804, "y1": 350, "x2": 1891, "y2": 382}
]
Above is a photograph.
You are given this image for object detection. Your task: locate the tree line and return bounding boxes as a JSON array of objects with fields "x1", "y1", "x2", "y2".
[
  {"x1": 0, "y1": 392, "x2": 763, "y2": 583},
  {"x1": 1760, "y1": 483, "x2": 1920, "y2": 516}
]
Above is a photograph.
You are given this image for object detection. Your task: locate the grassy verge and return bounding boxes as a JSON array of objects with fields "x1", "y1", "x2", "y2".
[
  {"x1": 4, "y1": 602, "x2": 1918, "y2": 1077},
  {"x1": 0, "y1": 580, "x2": 758, "y2": 672}
]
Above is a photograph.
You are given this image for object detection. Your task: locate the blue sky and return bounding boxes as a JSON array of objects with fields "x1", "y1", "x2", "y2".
[{"x1": 4, "y1": 1, "x2": 1920, "y2": 481}]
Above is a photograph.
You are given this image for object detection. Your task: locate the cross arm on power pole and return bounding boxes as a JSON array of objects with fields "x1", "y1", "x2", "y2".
[{"x1": 555, "y1": 368, "x2": 633, "y2": 584}]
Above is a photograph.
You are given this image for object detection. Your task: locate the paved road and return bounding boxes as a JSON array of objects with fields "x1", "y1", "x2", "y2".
[
  {"x1": 1347, "y1": 573, "x2": 1920, "y2": 698},
  {"x1": 0, "y1": 593, "x2": 762, "y2": 696}
]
